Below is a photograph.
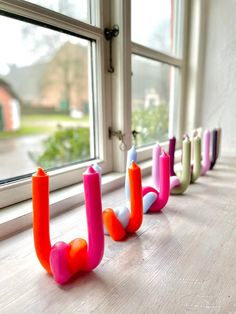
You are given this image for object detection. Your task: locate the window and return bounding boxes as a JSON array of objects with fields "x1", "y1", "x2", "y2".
[
  {"x1": 131, "y1": 0, "x2": 186, "y2": 153},
  {"x1": 0, "y1": 0, "x2": 112, "y2": 207},
  {"x1": 0, "y1": 0, "x2": 187, "y2": 209},
  {"x1": 0, "y1": 15, "x2": 95, "y2": 181}
]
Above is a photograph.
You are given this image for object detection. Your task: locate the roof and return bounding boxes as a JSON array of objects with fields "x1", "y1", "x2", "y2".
[{"x1": 0, "y1": 78, "x2": 20, "y2": 100}]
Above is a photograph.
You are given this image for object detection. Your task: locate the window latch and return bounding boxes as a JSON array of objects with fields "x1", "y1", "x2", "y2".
[
  {"x1": 132, "y1": 129, "x2": 140, "y2": 146},
  {"x1": 108, "y1": 126, "x2": 127, "y2": 151},
  {"x1": 104, "y1": 24, "x2": 119, "y2": 73}
]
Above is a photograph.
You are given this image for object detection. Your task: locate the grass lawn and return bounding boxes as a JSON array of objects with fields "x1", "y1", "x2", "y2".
[{"x1": 0, "y1": 114, "x2": 89, "y2": 139}]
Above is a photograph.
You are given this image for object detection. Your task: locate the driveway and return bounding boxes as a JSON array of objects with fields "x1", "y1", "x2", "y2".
[{"x1": 0, "y1": 134, "x2": 47, "y2": 182}]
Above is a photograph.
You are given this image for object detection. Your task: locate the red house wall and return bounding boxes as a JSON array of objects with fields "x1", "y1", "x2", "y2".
[{"x1": 0, "y1": 87, "x2": 13, "y2": 131}]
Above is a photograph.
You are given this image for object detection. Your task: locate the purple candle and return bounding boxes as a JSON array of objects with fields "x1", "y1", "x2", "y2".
[{"x1": 168, "y1": 136, "x2": 176, "y2": 176}]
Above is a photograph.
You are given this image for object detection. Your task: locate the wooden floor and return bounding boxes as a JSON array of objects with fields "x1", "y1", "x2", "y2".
[{"x1": 1, "y1": 156, "x2": 236, "y2": 313}]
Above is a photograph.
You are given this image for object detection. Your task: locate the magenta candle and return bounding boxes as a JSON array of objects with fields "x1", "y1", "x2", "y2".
[
  {"x1": 152, "y1": 143, "x2": 161, "y2": 189},
  {"x1": 83, "y1": 166, "x2": 104, "y2": 271}
]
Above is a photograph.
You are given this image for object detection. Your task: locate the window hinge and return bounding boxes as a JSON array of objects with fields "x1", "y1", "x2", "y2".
[{"x1": 104, "y1": 24, "x2": 119, "y2": 73}]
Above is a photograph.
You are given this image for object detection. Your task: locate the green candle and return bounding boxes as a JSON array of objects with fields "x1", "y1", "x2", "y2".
[
  {"x1": 171, "y1": 136, "x2": 191, "y2": 195},
  {"x1": 191, "y1": 135, "x2": 201, "y2": 183}
]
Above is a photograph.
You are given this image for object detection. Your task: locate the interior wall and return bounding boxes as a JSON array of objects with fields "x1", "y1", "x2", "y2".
[{"x1": 199, "y1": 0, "x2": 236, "y2": 155}]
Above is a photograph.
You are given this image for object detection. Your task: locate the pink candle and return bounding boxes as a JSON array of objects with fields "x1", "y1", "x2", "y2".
[
  {"x1": 152, "y1": 143, "x2": 161, "y2": 189},
  {"x1": 201, "y1": 129, "x2": 211, "y2": 175},
  {"x1": 143, "y1": 149, "x2": 170, "y2": 212}
]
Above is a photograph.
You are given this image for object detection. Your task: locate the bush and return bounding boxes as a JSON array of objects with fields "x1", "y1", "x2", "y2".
[
  {"x1": 132, "y1": 103, "x2": 168, "y2": 146},
  {"x1": 36, "y1": 127, "x2": 90, "y2": 168}
]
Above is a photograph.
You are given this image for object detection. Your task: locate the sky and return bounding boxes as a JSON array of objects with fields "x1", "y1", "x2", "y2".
[
  {"x1": 0, "y1": 0, "x2": 88, "y2": 75},
  {"x1": 131, "y1": 0, "x2": 172, "y2": 50},
  {"x1": 0, "y1": 0, "x2": 172, "y2": 75}
]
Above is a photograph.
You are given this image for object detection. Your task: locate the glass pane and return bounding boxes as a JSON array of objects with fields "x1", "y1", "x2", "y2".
[
  {"x1": 26, "y1": 0, "x2": 90, "y2": 24},
  {"x1": 131, "y1": 0, "x2": 183, "y2": 57},
  {"x1": 0, "y1": 15, "x2": 96, "y2": 183},
  {"x1": 132, "y1": 55, "x2": 179, "y2": 147}
]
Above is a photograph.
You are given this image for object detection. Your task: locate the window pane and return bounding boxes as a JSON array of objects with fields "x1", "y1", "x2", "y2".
[
  {"x1": 0, "y1": 15, "x2": 96, "y2": 183},
  {"x1": 26, "y1": 0, "x2": 91, "y2": 24},
  {"x1": 132, "y1": 55, "x2": 179, "y2": 147},
  {"x1": 131, "y1": 0, "x2": 183, "y2": 57}
]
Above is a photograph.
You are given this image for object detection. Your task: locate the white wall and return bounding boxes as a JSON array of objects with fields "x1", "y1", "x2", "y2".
[{"x1": 199, "y1": 0, "x2": 236, "y2": 155}]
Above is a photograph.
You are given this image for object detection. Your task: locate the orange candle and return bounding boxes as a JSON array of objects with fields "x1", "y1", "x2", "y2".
[
  {"x1": 126, "y1": 161, "x2": 143, "y2": 233},
  {"x1": 32, "y1": 168, "x2": 51, "y2": 273}
]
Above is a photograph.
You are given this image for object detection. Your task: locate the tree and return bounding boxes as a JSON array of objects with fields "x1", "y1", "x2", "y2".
[{"x1": 40, "y1": 42, "x2": 88, "y2": 112}]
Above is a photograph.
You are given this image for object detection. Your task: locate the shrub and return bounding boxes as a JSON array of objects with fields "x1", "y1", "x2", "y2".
[
  {"x1": 36, "y1": 127, "x2": 90, "y2": 168},
  {"x1": 132, "y1": 103, "x2": 168, "y2": 146}
]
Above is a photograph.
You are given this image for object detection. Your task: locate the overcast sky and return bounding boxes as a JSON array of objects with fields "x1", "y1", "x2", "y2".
[{"x1": 0, "y1": 0, "x2": 171, "y2": 75}]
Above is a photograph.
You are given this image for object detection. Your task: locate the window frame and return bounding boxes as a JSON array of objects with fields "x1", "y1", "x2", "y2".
[{"x1": 0, "y1": 0, "x2": 113, "y2": 208}]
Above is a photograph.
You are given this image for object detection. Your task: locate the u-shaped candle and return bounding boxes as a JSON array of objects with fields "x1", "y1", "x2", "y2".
[
  {"x1": 32, "y1": 166, "x2": 104, "y2": 284},
  {"x1": 142, "y1": 144, "x2": 170, "y2": 213},
  {"x1": 191, "y1": 135, "x2": 201, "y2": 183},
  {"x1": 103, "y1": 161, "x2": 143, "y2": 241},
  {"x1": 170, "y1": 136, "x2": 191, "y2": 195}
]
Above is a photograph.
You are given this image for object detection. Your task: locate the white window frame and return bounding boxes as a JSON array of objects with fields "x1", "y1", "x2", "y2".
[{"x1": 0, "y1": 0, "x2": 113, "y2": 208}]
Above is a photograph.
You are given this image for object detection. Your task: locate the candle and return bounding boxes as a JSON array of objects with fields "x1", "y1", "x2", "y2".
[
  {"x1": 171, "y1": 136, "x2": 191, "y2": 195},
  {"x1": 168, "y1": 136, "x2": 176, "y2": 176},
  {"x1": 210, "y1": 129, "x2": 218, "y2": 170},
  {"x1": 201, "y1": 129, "x2": 211, "y2": 175},
  {"x1": 93, "y1": 163, "x2": 102, "y2": 185},
  {"x1": 32, "y1": 168, "x2": 52, "y2": 274},
  {"x1": 216, "y1": 127, "x2": 221, "y2": 160},
  {"x1": 143, "y1": 150, "x2": 170, "y2": 212},
  {"x1": 103, "y1": 161, "x2": 143, "y2": 240},
  {"x1": 125, "y1": 146, "x2": 137, "y2": 201},
  {"x1": 50, "y1": 242, "x2": 72, "y2": 284},
  {"x1": 143, "y1": 192, "x2": 157, "y2": 214},
  {"x1": 126, "y1": 161, "x2": 143, "y2": 233},
  {"x1": 152, "y1": 143, "x2": 161, "y2": 189},
  {"x1": 191, "y1": 135, "x2": 201, "y2": 183},
  {"x1": 83, "y1": 166, "x2": 104, "y2": 271},
  {"x1": 103, "y1": 208, "x2": 127, "y2": 241},
  {"x1": 196, "y1": 127, "x2": 203, "y2": 138},
  {"x1": 33, "y1": 166, "x2": 104, "y2": 284}
]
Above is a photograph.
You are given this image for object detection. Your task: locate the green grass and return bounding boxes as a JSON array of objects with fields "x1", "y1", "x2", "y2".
[{"x1": 0, "y1": 114, "x2": 89, "y2": 139}]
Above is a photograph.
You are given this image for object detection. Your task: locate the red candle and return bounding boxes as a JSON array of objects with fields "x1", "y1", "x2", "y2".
[
  {"x1": 32, "y1": 168, "x2": 51, "y2": 274},
  {"x1": 126, "y1": 161, "x2": 143, "y2": 233}
]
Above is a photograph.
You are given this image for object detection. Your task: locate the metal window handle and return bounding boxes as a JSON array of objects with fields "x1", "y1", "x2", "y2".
[
  {"x1": 132, "y1": 129, "x2": 140, "y2": 146},
  {"x1": 108, "y1": 127, "x2": 127, "y2": 151},
  {"x1": 104, "y1": 25, "x2": 119, "y2": 73}
]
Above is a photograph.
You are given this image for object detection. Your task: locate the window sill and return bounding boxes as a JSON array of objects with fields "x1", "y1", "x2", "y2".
[{"x1": 0, "y1": 150, "x2": 181, "y2": 240}]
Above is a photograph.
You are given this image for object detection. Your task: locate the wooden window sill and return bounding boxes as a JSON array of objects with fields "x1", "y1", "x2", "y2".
[{"x1": 0, "y1": 156, "x2": 235, "y2": 312}]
